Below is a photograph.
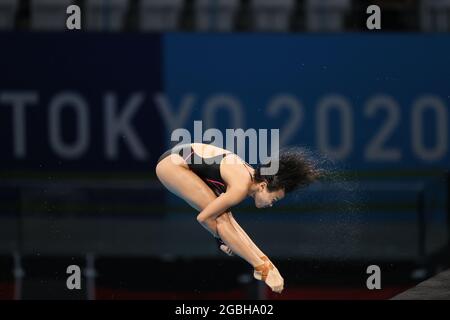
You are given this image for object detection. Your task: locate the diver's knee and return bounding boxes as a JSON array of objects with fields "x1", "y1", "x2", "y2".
[{"x1": 155, "y1": 161, "x2": 166, "y2": 180}]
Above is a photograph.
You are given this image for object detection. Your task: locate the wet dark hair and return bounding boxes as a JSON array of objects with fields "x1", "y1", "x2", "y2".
[{"x1": 253, "y1": 147, "x2": 323, "y2": 193}]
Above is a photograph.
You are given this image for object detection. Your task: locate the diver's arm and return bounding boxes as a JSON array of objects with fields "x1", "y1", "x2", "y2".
[{"x1": 196, "y1": 187, "x2": 246, "y2": 236}]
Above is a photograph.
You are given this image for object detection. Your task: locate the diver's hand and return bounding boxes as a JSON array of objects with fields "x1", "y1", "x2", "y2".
[
  {"x1": 219, "y1": 244, "x2": 234, "y2": 256},
  {"x1": 215, "y1": 237, "x2": 234, "y2": 256}
]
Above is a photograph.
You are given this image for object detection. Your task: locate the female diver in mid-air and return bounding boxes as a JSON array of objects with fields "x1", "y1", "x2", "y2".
[{"x1": 155, "y1": 143, "x2": 320, "y2": 293}]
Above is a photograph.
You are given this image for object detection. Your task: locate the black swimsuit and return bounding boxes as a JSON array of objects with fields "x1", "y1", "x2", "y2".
[{"x1": 157, "y1": 144, "x2": 252, "y2": 196}]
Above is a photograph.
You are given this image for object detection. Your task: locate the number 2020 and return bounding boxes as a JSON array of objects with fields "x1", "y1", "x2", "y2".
[{"x1": 267, "y1": 94, "x2": 448, "y2": 162}]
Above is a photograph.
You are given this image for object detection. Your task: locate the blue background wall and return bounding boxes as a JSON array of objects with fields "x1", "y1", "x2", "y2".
[
  {"x1": 164, "y1": 34, "x2": 450, "y2": 172},
  {"x1": 1, "y1": 33, "x2": 449, "y2": 174}
]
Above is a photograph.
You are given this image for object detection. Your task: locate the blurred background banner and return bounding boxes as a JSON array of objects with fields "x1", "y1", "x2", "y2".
[
  {"x1": 164, "y1": 34, "x2": 450, "y2": 171},
  {"x1": 0, "y1": 0, "x2": 449, "y2": 300},
  {"x1": 0, "y1": 33, "x2": 164, "y2": 173},
  {"x1": 2, "y1": 33, "x2": 449, "y2": 172}
]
